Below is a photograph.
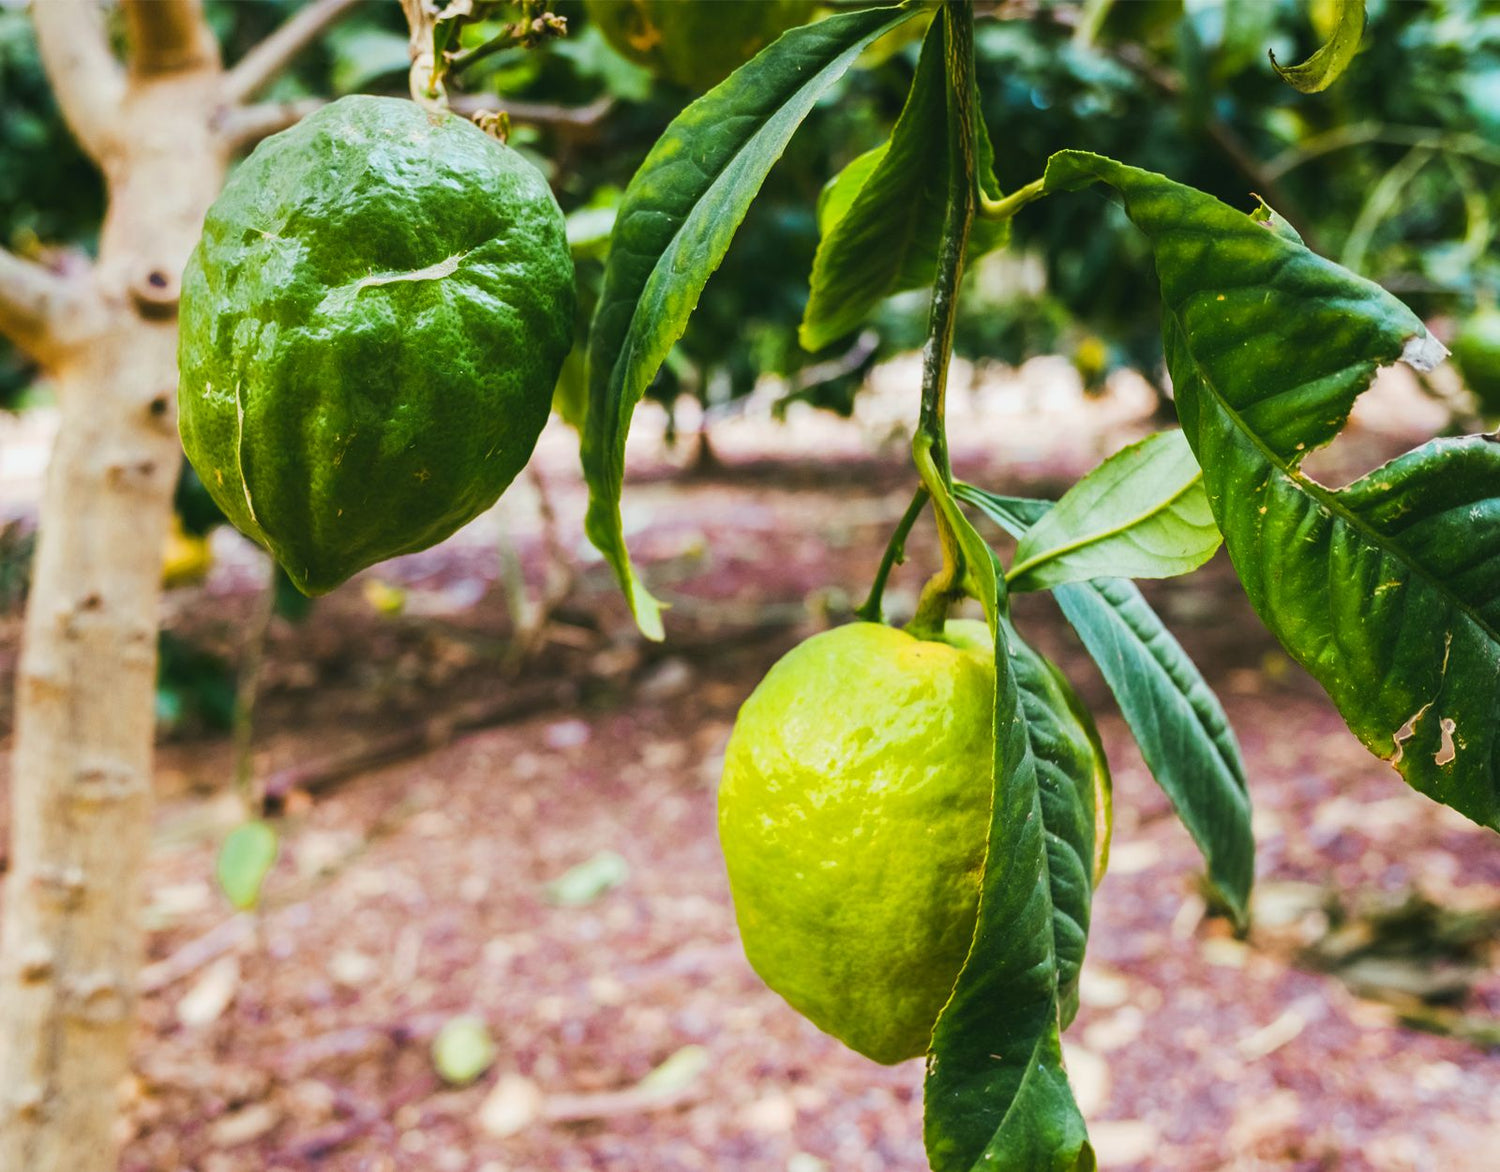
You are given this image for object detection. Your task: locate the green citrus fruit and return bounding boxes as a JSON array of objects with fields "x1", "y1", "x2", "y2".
[
  {"x1": 585, "y1": 0, "x2": 817, "y2": 91},
  {"x1": 719, "y1": 619, "x2": 1108, "y2": 1064},
  {"x1": 1451, "y1": 304, "x2": 1500, "y2": 414},
  {"x1": 177, "y1": 96, "x2": 575, "y2": 594}
]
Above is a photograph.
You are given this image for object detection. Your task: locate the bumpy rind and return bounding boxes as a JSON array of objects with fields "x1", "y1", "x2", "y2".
[
  {"x1": 718, "y1": 621, "x2": 996, "y2": 1065},
  {"x1": 178, "y1": 95, "x2": 575, "y2": 593}
]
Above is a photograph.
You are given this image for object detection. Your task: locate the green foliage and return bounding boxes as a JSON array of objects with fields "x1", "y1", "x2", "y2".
[
  {"x1": 1040, "y1": 151, "x2": 1498, "y2": 832},
  {"x1": 923, "y1": 571, "x2": 1093, "y2": 1172},
  {"x1": 1006, "y1": 429, "x2": 1220, "y2": 593},
  {"x1": 958, "y1": 485, "x2": 1253, "y2": 925},
  {"x1": 800, "y1": 15, "x2": 1008, "y2": 352},
  {"x1": 1270, "y1": 0, "x2": 1367, "y2": 94},
  {"x1": 582, "y1": 4, "x2": 920, "y2": 639}
]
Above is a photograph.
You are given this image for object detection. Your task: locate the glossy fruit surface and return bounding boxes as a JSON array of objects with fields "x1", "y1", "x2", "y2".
[{"x1": 178, "y1": 96, "x2": 574, "y2": 593}]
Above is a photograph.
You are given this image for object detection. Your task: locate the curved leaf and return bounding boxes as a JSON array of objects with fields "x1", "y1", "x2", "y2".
[
  {"x1": 1009, "y1": 429, "x2": 1221, "y2": 592},
  {"x1": 1011, "y1": 623, "x2": 1102, "y2": 1029},
  {"x1": 1041, "y1": 152, "x2": 1500, "y2": 832},
  {"x1": 924, "y1": 552, "x2": 1093, "y2": 1172},
  {"x1": 581, "y1": 5, "x2": 918, "y2": 639},
  {"x1": 958, "y1": 484, "x2": 1253, "y2": 925},
  {"x1": 1270, "y1": 0, "x2": 1366, "y2": 94},
  {"x1": 920, "y1": 478, "x2": 1094, "y2": 1167},
  {"x1": 800, "y1": 14, "x2": 1007, "y2": 352}
]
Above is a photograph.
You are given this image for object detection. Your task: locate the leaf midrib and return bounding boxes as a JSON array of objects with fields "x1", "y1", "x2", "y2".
[
  {"x1": 1170, "y1": 305, "x2": 1500, "y2": 651},
  {"x1": 1008, "y1": 473, "x2": 1208, "y2": 584}
]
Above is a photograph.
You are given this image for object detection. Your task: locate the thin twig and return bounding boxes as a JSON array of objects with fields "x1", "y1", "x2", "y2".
[
  {"x1": 223, "y1": 0, "x2": 366, "y2": 105},
  {"x1": 856, "y1": 489, "x2": 929, "y2": 622},
  {"x1": 448, "y1": 93, "x2": 615, "y2": 135}
]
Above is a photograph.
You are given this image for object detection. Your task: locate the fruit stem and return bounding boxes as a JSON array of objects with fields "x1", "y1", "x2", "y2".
[
  {"x1": 908, "y1": 0, "x2": 977, "y2": 641},
  {"x1": 857, "y1": 488, "x2": 930, "y2": 623}
]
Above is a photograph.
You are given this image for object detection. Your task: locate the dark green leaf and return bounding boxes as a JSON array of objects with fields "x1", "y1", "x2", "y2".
[
  {"x1": 1269, "y1": 0, "x2": 1366, "y2": 94},
  {"x1": 1009, "y1": 429, "x2": 1221, "y2": 592},
  {"x1": 924, "y1": 542, "x2": 1092, "y2": 1172},
  {"x1": 958, "y1": 483, "x2": 1253, "y2": 926},
  {"x1": 1010, "y1": 621, "x2": 1102, "y2": 1028},
  {"x1": 800, "y1": 15, "x2": 1007, "y2": 353},
  {"x1": 1041, "y1": 152, "x2": 1500, "y2": 833},
  {"x1": 216, "y1": 820, "x2": 278, "y2": 911},
  {"x1": 582, "y1": 5, "x2": 919, "y2": 639}
]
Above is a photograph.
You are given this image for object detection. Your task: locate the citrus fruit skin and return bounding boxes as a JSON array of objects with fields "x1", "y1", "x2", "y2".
[
  {"x1": 1451, "y1": 304, "x2": 1500, "y2": 414},
  {"x1": 585, "y1": 0, "x2": 816, "y2": 91},
  {"x1": 718, "y1": 620, "x2": 997, "y2": 1064},
  {"x1": 178, "y1": 95, "x2": 575, "y2": 594}
]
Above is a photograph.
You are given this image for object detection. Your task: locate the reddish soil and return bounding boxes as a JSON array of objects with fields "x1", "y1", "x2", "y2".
[{"x1": 2, "y1": 362, "x2": 1497, "y2": 1171}]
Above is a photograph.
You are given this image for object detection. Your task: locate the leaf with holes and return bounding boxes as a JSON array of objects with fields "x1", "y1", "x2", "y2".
[
  {"x1": 1041, "y1": 151, "x2": 1500, "y2": 831},
  {"x1": 582, "y1": 4, "x2": 920, "y2": 639}
]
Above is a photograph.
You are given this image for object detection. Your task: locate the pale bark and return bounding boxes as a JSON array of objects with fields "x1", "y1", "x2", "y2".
[{"x1": 0, "y1": 3, "x2": 228, "y2": 1169}]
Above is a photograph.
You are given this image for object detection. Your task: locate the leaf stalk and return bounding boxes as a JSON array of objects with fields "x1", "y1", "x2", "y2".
[
  {"x1": 907, "y1": 0, "x2": 977, "y2": 641},
  {"x1": 856, "y1": 488, "x2": 930, "y2": 622}
]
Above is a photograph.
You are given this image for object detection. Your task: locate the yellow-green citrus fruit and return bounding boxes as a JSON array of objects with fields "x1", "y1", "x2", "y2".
[
  {"x1": 1451, "y1": 304, "x2": 1500, "y2": 414},
  {"x1": 585, "y1": 0, "x2": 817, "y2": 91},
  {"x1": 720, "y1": 618, "x2": 1111, "y2": 1064},
  {"x1": 719, "y1": 620, "x2": 996, "y2": 1064},
  {"x1": 177, "y1": 96, "x2": 575, "y2": 594}
]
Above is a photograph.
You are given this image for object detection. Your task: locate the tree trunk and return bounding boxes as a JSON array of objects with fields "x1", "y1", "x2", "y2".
[{"x1": 0, "y1": 7, "x2": 227, "y2": 1168}]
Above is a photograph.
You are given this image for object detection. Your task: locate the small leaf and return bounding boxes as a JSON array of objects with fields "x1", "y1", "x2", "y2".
[
  {"x1": 1009, "y1": 429, "x2": 1221, "y2": 592},
  {"x1": 959, "y1": 483, "x2": 1253, "y2": 926},
  {"x1": 216, "y1": 821, "x2": 278, "y2": 911},
  {"x1": 544, "y1": 849, "x2": 629, "y2": 907},
  {"x1": 800, "y1": 15, "x2": 1007, "y2": 353},
  {"x1": 432, "y1": 1015, "x2": 496, "y2": 1086},
  {"x1": 1269, "y1": 0, "x2": 1366, "y2": 93},
  {"x1": 582, "y1": 5, "x2": 919, "y2": 639}
]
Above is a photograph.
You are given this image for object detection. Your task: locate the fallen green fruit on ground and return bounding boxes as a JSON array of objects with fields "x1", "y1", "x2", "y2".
[
  {"x1": 718, "y1": 620, "x2": 995, "y2": 1064},
  {"x1": 1451, "y1": 304, "x2": 1500, "y2": 414},
  {"x1": 178, "y1": 95, "x2": 575, "y2": 594},
  {"x1": 585, "y1": 0, "x2": 816, "y2": 91}
]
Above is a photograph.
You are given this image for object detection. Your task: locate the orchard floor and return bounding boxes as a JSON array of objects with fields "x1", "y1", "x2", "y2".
[{"x1": 2, "y1": 357, "x2": 1499, "y2": 1172}]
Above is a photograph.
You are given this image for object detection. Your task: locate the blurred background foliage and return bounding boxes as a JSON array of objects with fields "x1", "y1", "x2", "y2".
[
  {"x1": 1, "y1": 0, "x2": 1497, "y2": 720},
  {"x1": 3, "y1": 0, "x2": 1497, "y2": 415}
]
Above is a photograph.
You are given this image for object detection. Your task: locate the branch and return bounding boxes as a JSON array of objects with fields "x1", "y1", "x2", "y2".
[
  {"x1": 31, "y1": 0, "x2": 126, "y2": 162},
  {"x1": 122, "y1": 0, "x2": 218, "y2": 76},
  {"x1": 448, "y1": 93, "x2": 615, "y2": 135},
  {"x1": 0, "y1": 248, "x2": 85, "y2": 365},
  {"x1": 223, "y1": 0, "x2": 366, "y2": 105},
  {"x1": 218, "y1": 97, "x2": 325, "y2": 153}
]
